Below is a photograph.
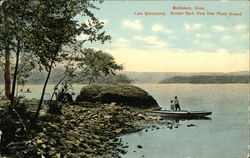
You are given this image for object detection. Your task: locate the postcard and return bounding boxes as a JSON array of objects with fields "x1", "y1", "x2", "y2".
[{"x1": 0, "y1": 0, "x2": 249, "y2": 158}]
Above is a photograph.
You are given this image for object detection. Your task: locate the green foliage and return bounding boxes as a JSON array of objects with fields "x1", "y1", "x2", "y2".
[
  {"x1": 51, "y1": 65, "x2": 76, "y2": 103},
  {"x1": 55, "y1": 83, "x2": 74, "y2": 104},
  {"x1": 77, "y1": 48, "x2": 123, "y2": 84},
  {"x1": 11, "y1": 97, "x2": 28, "y2": 118},
  {"x1": 1, "y1": 0, "x2": 111, "y2": 101},
  {"x1": 23, "y1": 0, "x2": 111, "y2": 71},
  {"x1": 0, "y1": 97, "x2": 31, "y2": 148},
  {"x1": 1, "y1": 115, "x2": 18, "y2": 144},
  {"x1": 0, "y1": 1, "x2": 29, "y2": 51},
  {"x1": 17, "y1": 53, "x2": 37, "y2": 86},
  {"x1": 50, "y1": 48, "x2": 123, "y2": 102}
]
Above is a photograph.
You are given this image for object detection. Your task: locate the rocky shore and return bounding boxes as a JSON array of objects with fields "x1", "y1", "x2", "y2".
[
  {"x1": 3, "y1": 102, "x2": 160, "y2": 158},
  {"x1": 0, "y1": 85, "x2": 163, "y2": 158}
]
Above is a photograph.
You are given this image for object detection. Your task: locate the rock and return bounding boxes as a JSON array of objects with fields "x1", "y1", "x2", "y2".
[
  {"x1": 113, "y1": 138, "x2": 119, "y2": 142},
  {"x1": 41, "y1": 144, "x2": 46, "y2": 149},
  {"x1": 78, "y1": 152, "x2": 91, "y2": 158},
  {"x1": 85, "y1": 147, "x2": 94, "y2": 153},
  {"x1": 144, "y1": 116, "x2": 161, "y2": 120},
  {"x1": 113, "y1": 128, "x2": 123, "y2": 134},
  {"x1": 137, "y1": 145, "x2": 143, "y2": 149},
  {"x1": 120, "y1": 149, "x2": 127, "y2": 155},
  {"x1": 3, "y1": 103, "x2": 147, "y2": 158},
  {"x1": 187, "y1": 124, "x2": 195, "y2": 127},
  {"x1": 36, "y1": 139, "x2": 43, "y2": 144},
  {"x1": 76, "y1": 85, "x2": 159, "y2": 109},
  {"x1": 104, "y1": 115, "x2": 113, "y2": 119}
]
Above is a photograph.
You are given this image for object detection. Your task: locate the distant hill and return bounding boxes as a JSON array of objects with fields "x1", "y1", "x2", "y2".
[
  {"x1": 0, "y1": 68, "x2": 248, "y2": 84},
  {"x1": 120, "y1": 71, "x2": 249, "y2": 83},
  {"x1": 159, "y1": 75, "x2": 249, "y2": 84},
  {"x1": 0, "y1": 68, "x2": 132, "y2": 84}
]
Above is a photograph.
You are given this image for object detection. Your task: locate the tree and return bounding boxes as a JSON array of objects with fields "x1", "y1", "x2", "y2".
[
  {"x1": 50, "y1": 48, "x2": 123, "y2": 102},
  {"x1": 1, "y1": 0, "x2": 112, "y2": 121},
  {"x1": 0, "y1": 1, "x2": 13, "y2": 99},
  {"x1": 77, "y1": 48, "x2": 123, "y2": 85},
  {"x1": 17, "y1": 53, "x2": 37, "y2": 93},
  {"x1": 0, "y1": 0, "x2": 35, "y2": 102},
  {"x1": 27, "y1": 0, "x2": 111, "y2": 121}
]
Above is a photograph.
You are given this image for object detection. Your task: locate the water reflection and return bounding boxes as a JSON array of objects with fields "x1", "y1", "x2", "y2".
[{"x1": 154, "y1": 117, "x2": 211, "y2": 129}]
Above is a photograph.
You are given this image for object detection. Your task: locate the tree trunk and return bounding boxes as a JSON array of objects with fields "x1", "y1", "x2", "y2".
[
  {"x1": 10, "y1": 42, "x2": 20, "y2": 105},
  {"x1": 10, "y1": 0, "x2": 29, "y2": 104},
  {"x1": 4, "y1": 49, "x2": 11, "y2": 99},
  {"x1": 50, "y1": 74, "x2": 67, "y2": 101},
  {"x1": 34, "y1": 59, "x2": 54, "y2": 121}
]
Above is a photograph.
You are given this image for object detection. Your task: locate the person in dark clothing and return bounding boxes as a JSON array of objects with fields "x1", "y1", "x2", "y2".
[{"x1": 174, "y1": 96, "x2": 181, "y2": 111}]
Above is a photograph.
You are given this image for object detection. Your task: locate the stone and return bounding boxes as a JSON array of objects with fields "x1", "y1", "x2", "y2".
[
  {"x1": 137, "y1": 145, "x2": 143, "y2": 149},
  {"x1": 3, "y1": 102, "x2": 148, "y2": 158},
  {"x1": 76, "y1": 85, "x2": 159, "y2": 109}
]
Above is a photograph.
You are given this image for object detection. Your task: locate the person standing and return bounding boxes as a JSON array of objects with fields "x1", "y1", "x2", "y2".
[
  {"x1": 174, "y1": 96, "x2": 181, "y2": 111},
  {"x1": 170, "y1": 100, "x2": 175, "y2": 111}
]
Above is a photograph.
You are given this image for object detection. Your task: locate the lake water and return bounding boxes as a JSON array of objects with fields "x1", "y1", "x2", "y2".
[
  {"x1": 121, "y1": 84, "x2": 249, "y2": 158},
  {"x1": 0, "y1": 84, "x2": 248, "y2": 158}
]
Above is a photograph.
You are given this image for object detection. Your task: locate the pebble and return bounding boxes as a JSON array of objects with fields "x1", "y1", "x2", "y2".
[
  {"x1": 137, "y1": 145, "x2": 143, "y2": 149},
  {"x1": 4, "y1": 103, "x2": 146, "y2": 158}
]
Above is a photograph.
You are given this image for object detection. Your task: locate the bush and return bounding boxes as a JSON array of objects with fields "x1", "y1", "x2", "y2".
[
  {"x1": 56, "y1": 92, "x2": 73, "y2": 103},
  {"x1": 0, "y1": 97, "x2": 32, "y2": 152},
  {"x1": 47, "y1": 101, "x2": 62, "y2": 115}
]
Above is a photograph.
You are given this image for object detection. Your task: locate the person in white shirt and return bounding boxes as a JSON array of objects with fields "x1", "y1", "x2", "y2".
[
  {"x1": 174, "y1": 96, "x2": 181, "y2": 111},
  {"x1": 170, "y1": 100, "x2": 175, "y2": 111}
]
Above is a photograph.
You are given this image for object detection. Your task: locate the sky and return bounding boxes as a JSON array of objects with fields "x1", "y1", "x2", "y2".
[{"x1": 77, "y1": 0, "x2": 249, "y2": 73}]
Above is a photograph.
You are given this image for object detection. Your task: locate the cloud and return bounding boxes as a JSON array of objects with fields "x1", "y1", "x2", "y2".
[
  {"x1": 234, "y1": 24, "x2": 248, "y2": 30},
  {"x1": 242, "y1": 33, "x2": 249, "y2": 38},
  {"x1": 106, "y1": 47, "x2": 248, "y2": 72},
  {"x1": 216, "y1": 48, "x2": 229, "y2": 53},
  {"x1": 195, "y1": 33, "x2": 211, "y2": 38},
  {"x1": 133, "y1": 35, "x2": 167, "y2": 49},
  {"x1": 193, "y1": 40, "x2": 215, "y2": 49},
  {"x1": 212, "y1": 25, "x2": 226, "y2": 31},
  {"x1": 221, "y1": 35, "x2": 232, "y2": 42},
  {"x1": 122, "y1": 20, "x2": 143, "y2": 31},
  {"x1": 184, "y1": 23, "x2": 202, "y2": 31},
  {"x1": 100, "y1": 19, "x2": 108, "y2": 24},
  {"x1": 76, "y1": 33, "x2": 89, "y2": 41},
  {"x1": 151, "y1": 24, "x2": 173, "y2": 34},
  {"x1": 112, "y1": 37, "x2": 129, "y2": 48}
]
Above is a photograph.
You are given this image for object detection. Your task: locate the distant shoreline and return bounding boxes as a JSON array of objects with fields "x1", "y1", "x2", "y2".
[
  {"x1": 159, "y1": 75, "x2": 249, "y2": 84},
  {"x1": 0, "y1": 70, "x2": 248, "y2": 84}
]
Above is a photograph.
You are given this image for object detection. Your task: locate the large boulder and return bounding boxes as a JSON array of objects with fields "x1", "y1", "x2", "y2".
[{"x1": 76, "y1": 85, "x2": 159, "y2": 109}]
